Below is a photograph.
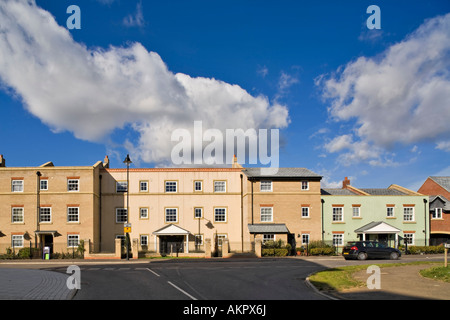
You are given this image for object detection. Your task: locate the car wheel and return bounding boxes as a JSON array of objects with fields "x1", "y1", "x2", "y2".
[
  {"x1": 357, "y1": 252, "x2": 367, "y2": 260},
  {"x1": 390, "y1": 252, "x2": 399, "y2": 260}
]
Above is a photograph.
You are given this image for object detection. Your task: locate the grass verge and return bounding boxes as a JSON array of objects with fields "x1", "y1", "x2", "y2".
[
  {"x1": 308, "y1": 261, "x2": 439, "y2": 292},
  {"x1": 419, "y1": 265, "x2": 450, "y2": 283}
]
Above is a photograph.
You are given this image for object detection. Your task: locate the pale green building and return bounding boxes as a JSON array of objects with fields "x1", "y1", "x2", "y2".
[{"x1": 321, "y1": 178, "x2": 429, "y2": 250}]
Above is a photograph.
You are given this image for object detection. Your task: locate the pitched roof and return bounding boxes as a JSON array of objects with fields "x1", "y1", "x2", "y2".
[
  {"x1": 358, "y1": 188, "x2": 407, "y2": 196},
  {"x1": 247, "y1": 224, "x2": 290, "y2": 234},
  {"x1": 321, "y1": 188, "x2": 359, "y2": 195},
  {"x1": 429, "y1": 195, "x2": 450, "y2": 211},
  {"x1": 354, "y1": 221, "x2": 401, "y2": 234},
  {"x1": 242, "y1": 167, "x2": 321, "y2": 179},
  {"x1": 152, "y1": 224, "x2": 191, "y2": 235},
  {"x1": 430, "y1": 177, "x2": 450, "y2": 192}
]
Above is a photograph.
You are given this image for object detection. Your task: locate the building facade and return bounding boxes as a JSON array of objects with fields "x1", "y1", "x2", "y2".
[
  {"x1": 322, "y1": 178, "x2": 429, "y2": 249},
  {"x1": 0, "y1": 155, "x2": 102, "y2": 255},
  {"x1": 418, "y1": 177, "x2": 450, "y2": 245},
  {"x1": 99, "y1": 166, "x2": 248, "y2": 255},
  {"x1": 243, "y1": 168, "x2": 323, "y2": 252}
]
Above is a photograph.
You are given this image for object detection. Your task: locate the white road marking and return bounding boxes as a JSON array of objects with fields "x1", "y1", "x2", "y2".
[
  {"x1": 167, "y1": 281, "x2": 198, "y2": 300},
  {"x1": 146, "y1": 268, "x2": 160, "y2": 277}
]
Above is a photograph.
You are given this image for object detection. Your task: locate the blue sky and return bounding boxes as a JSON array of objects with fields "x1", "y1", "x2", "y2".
[{"x1": 0, "y1": 0, "x2": 449, "y2": 190}]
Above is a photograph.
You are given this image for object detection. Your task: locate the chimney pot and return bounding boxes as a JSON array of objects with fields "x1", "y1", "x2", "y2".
[{"x1": 342, "y1": 177, "x2": 350, "y2": 189}]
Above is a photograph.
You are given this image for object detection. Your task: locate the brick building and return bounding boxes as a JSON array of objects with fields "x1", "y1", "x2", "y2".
[{"x1": 418, "y1": 176, "x2": 450, "y2": 245}]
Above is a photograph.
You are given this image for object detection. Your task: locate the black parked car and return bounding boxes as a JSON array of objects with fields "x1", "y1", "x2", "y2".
[{"x1": 342, "y1": 241, "x2": 401, "y2": 260}]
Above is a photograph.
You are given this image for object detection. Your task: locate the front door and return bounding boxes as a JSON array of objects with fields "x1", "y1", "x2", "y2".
[
  {"x1": 42, "y1": 234, "x2": 53, "y2": 255},
  {"x1": 160, "y1": 236, "x2": 184, "y2": 254}
]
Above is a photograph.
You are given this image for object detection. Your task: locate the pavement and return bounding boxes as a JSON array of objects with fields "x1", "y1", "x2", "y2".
[
  {"x1": 0, "y1": 256, "x2": 448, "y2": 300},
  {"x1": 308, "y1": 262, "x2": 450, "y2": 300},
  {"x1": 0, "y1": 268, "x2": 75, "y2": 300}
]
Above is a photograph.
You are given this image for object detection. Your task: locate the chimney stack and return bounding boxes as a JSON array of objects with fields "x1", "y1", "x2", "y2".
[
  {"x1": 103, "y1": 155, "x2": 110, "y2": 168},
  {"x1": 0, "y1": 155, "x2": 5, "y2": 167},
  {"x1": 342, "y1": 177, "x2": 350, "y2": 189}
]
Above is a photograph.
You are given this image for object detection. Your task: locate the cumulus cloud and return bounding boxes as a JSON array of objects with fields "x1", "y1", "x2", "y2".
[
  {"x1": 0, "y1": 0, "x2": 289, "y2": 165},
  {"x1": 317, "y1": 13, "x2": 450, "y2": 164}
]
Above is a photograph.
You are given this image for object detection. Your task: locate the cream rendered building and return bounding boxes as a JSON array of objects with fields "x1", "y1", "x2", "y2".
[{"x1": 100, "y1": 164, "x2": 249, "y2": 256}]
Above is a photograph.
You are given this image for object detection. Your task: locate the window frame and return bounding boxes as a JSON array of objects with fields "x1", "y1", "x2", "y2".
[
  {"x1": 432, "y1": 208, "x2": 443, "y2": 219},
  {"x1": 67, "y1": 206, "x2": 80, "y2": 223},
  {"x1": 140, "y1": 235, "x2": 149, "y2": 246},
  {"x1": 139, "y1": 180, "x2": 149, "y2": 193},
  {"x1": 67, "y1": 234, "x2": 80, "y2": 248},
  {"x1": 194, "y1": 180, "x2": 203, "y2": 192},
  {"x1": 165, "y1": 181, "x2": 178, "y2": 193},
  {"x1": 140, "y1": 207, "x2": 149, "y2": 220},
  {"x1": 386, "y1": 206, "x2": 395, "y2": 218},
  {"x1": 332, "y1": 206, "x2": 344, "y2": 222},
  {"x1": 260, "y1": 207, "x2": 273, "y2": 222},
  {"x1": 260, "y1": 181, "x2": 273, "y2": 192},
  {"x1": 302, "y1": 233, "x2": 310, "y2": 245},
  {"x1": 352, "y1": 206, "x2": 361, "y2": 218},
  {"x1": 404, "y1": 233, "x2": 415, "y2": 245},
  {"x1": 301, "y1": 181, "x2": 309, "y2": 191},
  {"x1": 214, "y1": 207, "x2": 227, "y2": 223},
  {"x1": 403, "y1": 206, "x2": 415, "y2": 222},
  {"x1": 67, "y1": 179, "x2": 80, "y2": 192},
  {"x1": 12, "y1": 235, "x2": 24, "y2": 248},
  {"x1": 194, "y1": 207, "x2": 203, "y2": 219},
  {"x1": 116, "y1": 181, "x2": 128, "y2": 193},
  {"x1": 40, "y1": 179, "x2": 48, "y2": 191},
  {"x1": 301, "y1": 206, "x2": 310, "y2": 218},
  {"x1": 214, "y1": 180, "x2": 227, "y2": 193},
  {"x1": 165, "y1": 207, "x2": 178, "y2": 223},
  {"x1": 11, "y1": 180, "x2": 24, "y2": 192},
  {"x1": 115, "y1": 208, "x2": 128, "y2": 223},
  {"x1": 11, "y1": 207, "x2": 24, "y2": 223},
  {"x1": 39, "y1": 207, "x2": 52, "y2": 223}
]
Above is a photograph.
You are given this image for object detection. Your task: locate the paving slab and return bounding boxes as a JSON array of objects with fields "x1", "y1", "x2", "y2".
[{"x1": 0, "y1": 268, "x2": 75, "y2": 300}]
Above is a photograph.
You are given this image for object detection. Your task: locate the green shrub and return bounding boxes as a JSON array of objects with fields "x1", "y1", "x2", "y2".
[
  {"x1": 405, "y1": 245, "x2": 445, "y2": 254},
  {"x1": 309, "y1": 247, "x2": 336, "y2": 256},
  {"x1": 262, "y1": 248, "x2": 288, "y2": 257}
]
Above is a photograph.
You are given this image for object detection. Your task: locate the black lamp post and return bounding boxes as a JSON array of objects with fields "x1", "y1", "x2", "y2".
[
  {"x1": 36, "y1": 171, "x2": 41, "y2": 249},
  {"x1": 123, "y1": 154, "x2": 132, "y2": 260}
]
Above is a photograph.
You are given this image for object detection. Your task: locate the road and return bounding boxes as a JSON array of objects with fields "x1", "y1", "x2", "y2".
[{"x1": 51, "y1": 258, "x2": 330, "y2": 300}]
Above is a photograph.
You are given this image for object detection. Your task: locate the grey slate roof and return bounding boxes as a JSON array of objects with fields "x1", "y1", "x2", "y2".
[
  {"x1": 321, "y1": 188, "x2": 359, "y2": 195},
  {"x1": 430, "y1": 177, "x2": 450, "y2": 192},
  {"x1": 247, "y1": 224, "x2": 290, "y2": 234},
  {"x1": 358, "y1": 188, "x2": 407, "y2": 196},
  {"x1": 429, "y1": 195, "x2": 450, "y2": 211},
  {"x1": 242, "y1": 167, "x2": 321, "y2": 178}
]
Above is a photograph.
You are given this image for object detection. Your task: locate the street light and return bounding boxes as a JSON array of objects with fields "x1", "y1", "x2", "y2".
[
  {"x1": 36, "y1": 171, "x2": 41, "y2": 249},
  {"x1": 123, "y1": 154, "x2": 132, "y2": 260}
]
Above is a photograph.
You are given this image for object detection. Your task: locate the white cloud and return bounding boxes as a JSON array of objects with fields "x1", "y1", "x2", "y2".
[
  {"x1": 0, "y1": 0, "x2": 289, "y2": 165},
  {"x1": 436, "y1": 141, "x2": 450, "y2": 152},
  {"x1": 257, "y1": 65, "x2": 268, "y2": 78},
  {"x1": 123, "y1": 1, "x2": 145, "y2": 27},
  {"x1": 318, "y1": 13, "x2": 450, "y2": 164}
]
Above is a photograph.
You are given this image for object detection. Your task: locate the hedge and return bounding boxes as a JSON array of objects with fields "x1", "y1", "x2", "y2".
[
  {"x1": 402, "y1": 245, "x2": 445, "y2": 254},
  {"x1": 262, "y1": 248, "x2": 289, "y2": 257}
]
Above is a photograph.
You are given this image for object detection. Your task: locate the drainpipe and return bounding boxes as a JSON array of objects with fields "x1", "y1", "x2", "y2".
[
  {"x1": 251, "y1": 179, "x2": 254, "y2": 225},
  {"x1": 99, "y1": 174, "x2": 102, "y2": 252},
  {"x1": 321, "y1": 198, "x2": 325, "y2": 242},
  {"x1": 240, "y1": 174, "x2": 243, "y2": 252},
  {"x1": 36, "y1": 171, "x2": 42, "y2": 249},
  {"x1": 423, "y1": 198, "x2": 428, "y2": 247}
]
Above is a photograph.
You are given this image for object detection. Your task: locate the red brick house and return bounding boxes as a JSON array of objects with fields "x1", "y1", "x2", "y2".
[{"x1": 418, "y1": 177, "x2": 450, "y2": 245}]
